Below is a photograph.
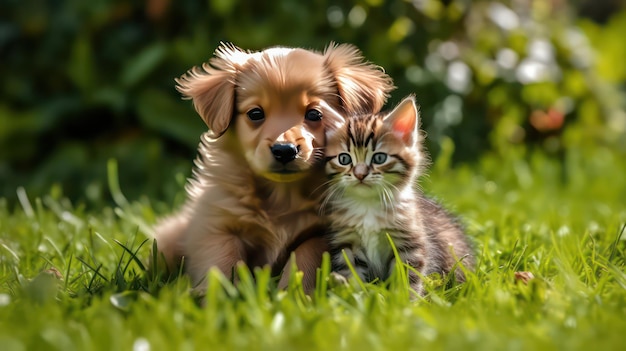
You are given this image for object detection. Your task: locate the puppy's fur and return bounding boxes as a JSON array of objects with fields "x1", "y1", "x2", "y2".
[{"x1": 154, "y1": 42, "x2": 394, "y2": 292}]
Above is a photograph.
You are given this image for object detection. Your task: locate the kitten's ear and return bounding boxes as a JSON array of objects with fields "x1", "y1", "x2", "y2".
[{"x1": 384, "y1": 95, "x2": 420, "y2": 146}]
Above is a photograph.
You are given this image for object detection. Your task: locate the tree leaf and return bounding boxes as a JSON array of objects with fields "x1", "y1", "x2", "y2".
[
  {"x1": 121, "y1": 43, "x2": 167, "y2": 88},
  {"x1": 136, "y1": 88, "x2": 205, "y2": 147}
]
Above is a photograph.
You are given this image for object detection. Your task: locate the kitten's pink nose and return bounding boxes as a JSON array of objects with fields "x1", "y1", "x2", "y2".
[{"x1": 353, "y1": 164, "x2": 369, "y2": 181}]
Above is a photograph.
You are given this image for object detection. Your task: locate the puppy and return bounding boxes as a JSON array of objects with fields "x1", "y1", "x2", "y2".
[{"x1": 154, "y1": 42, "x2": 394, "y2": 292}]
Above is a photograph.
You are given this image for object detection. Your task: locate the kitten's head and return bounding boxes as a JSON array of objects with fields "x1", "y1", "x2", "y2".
[{"x1": 323, "y1": 95, "x2": 424, "y2": 201}]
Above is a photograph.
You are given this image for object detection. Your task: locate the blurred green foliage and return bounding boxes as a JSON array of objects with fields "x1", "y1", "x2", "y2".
[{"x1": 1, "y1": 0, "x2": 625, "y2": 204}]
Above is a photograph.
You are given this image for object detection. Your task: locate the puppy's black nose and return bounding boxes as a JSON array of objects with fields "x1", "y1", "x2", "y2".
[{"x1": 270, "y1": 143, "x2": 299, "y2": 164}]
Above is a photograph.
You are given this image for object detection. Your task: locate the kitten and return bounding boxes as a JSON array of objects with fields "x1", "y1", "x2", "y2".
[{"x1": 322, "y1": 95, "x2": 474, "y2": 296}]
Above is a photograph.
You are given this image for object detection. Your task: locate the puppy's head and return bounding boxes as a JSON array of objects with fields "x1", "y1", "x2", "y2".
[{"x1": 175, "y1": 42, "x2": 394, "y2": 183}]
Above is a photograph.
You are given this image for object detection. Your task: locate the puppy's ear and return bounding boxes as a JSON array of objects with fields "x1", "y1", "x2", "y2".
[
  {"x1": 323, "y1": 43, "x2": 395, "y2": 114},
  {"x1": 175, "y1": 43, "x2": 250, "y2": 138},
  {"x1": 318, "y1": 100, "x2": 345, "y2": 133}
]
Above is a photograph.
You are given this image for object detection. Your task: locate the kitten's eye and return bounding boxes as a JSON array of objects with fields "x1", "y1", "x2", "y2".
[
  {"x1": 372, "y1": 152, "x2": 387, "y2": 164},
  {"x1": 337, "y1": 153, "x2": 352, "y2": 165},
  {"x1": 305, "y1": 109, "x2": 322, "y2": 122},
  {"x1": 247, "y1": 108, "x2": 265, "y2": 122}
]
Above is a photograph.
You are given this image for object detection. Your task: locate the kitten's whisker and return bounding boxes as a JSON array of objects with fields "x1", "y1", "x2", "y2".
[
  {"x1": 379, "y1": 180, "x2": 401, "y2": 217},
  {"x1": 321, "y1": 187, "x2": 345, "y2": 215},
  {"x1": 377, "y1": 189, "x2": 388, "y2": 213},
  {"x1": 312, "y1": 178, "x2": 336, "y2": 196},
  {"x1": 382, "y1": 187, "x2": 397, "y2": 217},
  {"x1": 382, "y1": 179, "x2": 402, "y2": 194},
  {"x1": 319, "y1": 184, "x2": 344, "y2": 214}
]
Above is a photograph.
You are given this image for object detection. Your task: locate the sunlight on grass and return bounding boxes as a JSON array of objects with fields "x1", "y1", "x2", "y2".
[{"x1": 0, "y1": 146, "x2": 625, "y2": 350}]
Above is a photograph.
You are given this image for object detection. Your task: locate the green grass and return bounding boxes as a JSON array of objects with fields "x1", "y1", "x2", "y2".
[{"x1": 1, "y1": 145, "x2": 625, "y2": 351}]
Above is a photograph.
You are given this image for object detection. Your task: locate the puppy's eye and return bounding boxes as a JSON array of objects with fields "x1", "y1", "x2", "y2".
[
  {"x1": 305, "y1": 109, "x2": 322, "y2": 122},
  {"x1": 247, "y1": 108, "x2": 265, "y2": 122},
  {"x1": 372, "y1": 152, "x2": 387, "y2": 164},
  {"x1": 337, "y1": 153, "x2": 352, "y2": 165}
]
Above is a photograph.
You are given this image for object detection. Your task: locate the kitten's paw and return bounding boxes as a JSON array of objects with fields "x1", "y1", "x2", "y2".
[{"x1": 328, "y1": 272, "x2": 350, "y2": 288}]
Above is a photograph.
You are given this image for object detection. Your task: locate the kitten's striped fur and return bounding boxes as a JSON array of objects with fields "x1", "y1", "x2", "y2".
[{"x1": 323, "y1": 96, "x2": 474, "y2": 296}]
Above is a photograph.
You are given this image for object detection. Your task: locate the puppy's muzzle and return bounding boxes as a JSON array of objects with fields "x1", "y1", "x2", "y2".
[{"x1": 270, "y1": 143, "x2": 299, "y2": 164}]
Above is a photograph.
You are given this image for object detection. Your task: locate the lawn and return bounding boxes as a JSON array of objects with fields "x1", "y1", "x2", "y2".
[{"x1": 0, "y1": 145, "x2": 624, "y2": 351}]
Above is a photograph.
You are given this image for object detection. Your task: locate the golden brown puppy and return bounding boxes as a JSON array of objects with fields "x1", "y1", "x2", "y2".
[{"x1": 154, "y1": 42, "x2": 394, "y2": 292}]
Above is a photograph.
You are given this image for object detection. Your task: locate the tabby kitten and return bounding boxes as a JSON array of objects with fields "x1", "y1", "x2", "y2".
[{"x1": 322, "y1": 95, "x2": 474, "y2": 296}]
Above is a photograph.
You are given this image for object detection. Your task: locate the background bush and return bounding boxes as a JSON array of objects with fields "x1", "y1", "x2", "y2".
[{"x1": 1, "y1": 0, "x2": 625, "y2": 205}]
